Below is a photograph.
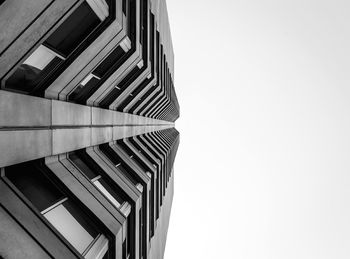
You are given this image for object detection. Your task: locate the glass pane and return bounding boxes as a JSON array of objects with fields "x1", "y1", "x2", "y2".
[
  {"x1": 45, "y1": 2, "x2": 100, "y2": 56},
  {"x1": 5, "y1": 55, "x2": 61, "y2": 93},
  {"x1": 116, "y1": 164, "x2": 138, "y2": 186},
  {"x1": 69, "y1": 153, "x2": 98, "y2": 180},
  {"x1": 44, "y1": 204, "x2": 94, "y2": 254},
  {"x1": 68, "y1": 76, "x2": 100, "y2": 102},
  {"x1": 94, "y1": 180, "x2": 121, "y2": 208},
  {"x1": 23, "y1": 45, "x2": 56, "y2": 70},
  {"x1": 93, "y1": 46, "x2": 124, "y2": 78},
  {"x1": 64, "y1": 201, "x2": 99, "y2": 239},
  {"x1": 99, "y1": 144, "x2": 138, "y2": 185},
  {"x1": 6, "y1": 164, "x2": 64, "y2": 212}
]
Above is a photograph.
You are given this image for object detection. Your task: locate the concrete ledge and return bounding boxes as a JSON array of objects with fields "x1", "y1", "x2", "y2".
[
  {"x1": 52, "y1": 128, "x2": 91, "y2": 155},
  {"x1": 112, "y1": 124, "x2": 172, "y2": 140},
  {"x1": 0, "y1": 90, "x2": 173, "y2": 128},
  {"x1": 91, "y1": 126, "x2": 113, "y2": 145},
  {"x1": 0, "y1": 91, "x2": 51, "y2": 127},
  {"x1": 113, "y1": 111, "x2": 128, "y2": 125},
  {"x1": 0, "y1": 125, "x2": 174, "y2": 168},
  {"x1": 0, "y1": 130, "x2": 51, "y2": 167},
  {"x1": 0, "y1": 90, "x2": 174, "y2": 167},
  {"x1": 52, "y1": 100, "x2": 91, "y2": 126},
  {"x1": 92, "y1": 107, "x2": 114, "y2": 125}
]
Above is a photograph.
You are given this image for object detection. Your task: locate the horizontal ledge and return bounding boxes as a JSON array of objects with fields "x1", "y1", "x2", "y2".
[
  {"x1": 0, "y1": 125, "x2": 174, "y2": 168},
  {"x1": 0, "y1": 124, "x2": 174, "y2": 131},
  {"x1": 0, "y1": 90, "x2": 172, "y2": 128}
]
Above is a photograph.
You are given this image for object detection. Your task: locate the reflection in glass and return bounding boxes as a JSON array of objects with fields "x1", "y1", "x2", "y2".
[{"x1": 44, "y1": 203, "x2": 94, "y2": 254}]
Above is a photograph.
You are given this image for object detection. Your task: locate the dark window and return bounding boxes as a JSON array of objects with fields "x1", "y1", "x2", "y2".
[
  {"x1": 130, "y1": 138, "x2": 160, "y2": 219},
  {"x1": 117, "y1": 140, "x2": 156, "y2": 238},
  {"x1": 5, "y1": 2, "x2": 103, "y2": 95},
  {"x1": 6, "y1": 165, "x2": 64, "y2": 212},
  {"x1": 93, "y1": 46, "x2": 125, "y2": 78},
  {"x1": 128, "y1": 0, "x2": 137, "y2": 42},
  {"x1": 69, "y1": 152, "x2": 98, "y2": 180},
  {"x1": 5, "y1": 54, "x2": 61, "y2": 94},
  {"x1": 69, "y1": 152, "x2": 125, "y2": 208},
  {"x1": 69, "y1": 149, "x2": 134, "y2": 259},
  {"x1": 99, "y1": 143, "x2": 147, "y2": 258},
  {"x1": 4, "y1": 161, "x2": 109, "y2": 257},
  {"x1": 68, "y1": 75, "x2": 100, "y2": 102},
  {"x1": 100, "y1": 0, "x2": 149, "y2": 109},
  {"x1": 69, "y1": 0, "x2": 139, "y2": 105},
  {"x1": 122, "y1": 0, "x2": 126, "y2": 15},
  {"x1": 100, "y1": 144, "x2": 139, "y2": 186},
  {"x1": 68, "y1": 0, "x2": 138, "y2": 105},
  {"x1": 45, "y1": 2, "x2": 100, "y2": 57}
]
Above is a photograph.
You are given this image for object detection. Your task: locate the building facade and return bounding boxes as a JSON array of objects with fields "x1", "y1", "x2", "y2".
[{"x1": 0, "y1": 0, "x2": 179, "y2": 258}]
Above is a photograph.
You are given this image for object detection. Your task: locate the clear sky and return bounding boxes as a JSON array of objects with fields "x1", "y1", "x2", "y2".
[{"x1": 165, "y1": 0, "x2": 350, "y2": 258}]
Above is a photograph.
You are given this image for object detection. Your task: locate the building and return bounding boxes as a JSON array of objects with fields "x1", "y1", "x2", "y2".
[{"x1": 0, "y1": 0, "x2": 179, "y2": 258}]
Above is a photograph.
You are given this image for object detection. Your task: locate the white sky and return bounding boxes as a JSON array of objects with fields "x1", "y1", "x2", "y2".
[{"x1": 165, "y1": 0, "x2": 350, "y2": 258}]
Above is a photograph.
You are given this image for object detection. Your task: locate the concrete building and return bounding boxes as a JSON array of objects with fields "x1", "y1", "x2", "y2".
[{"x1": 0, "y1": 0, "x2": 179, "y2": 258}]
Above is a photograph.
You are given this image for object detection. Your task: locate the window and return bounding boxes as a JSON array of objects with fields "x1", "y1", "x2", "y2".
[
  {"x1": 69, "y1": 152, "x2": 125, "y2": 209},
  {"x1": 116, "y1": 139, "x2": 156, "y2": 238},
  {"x1": 90, "y1": 46, "x2": 125, "y2": 78},
  {"x1": 69, "y1": 150, "x2": 134, "y2": 259},
  {"x1": 68, "y1": 73, "x2": 100, "y2": 101},
  {"x1": 130, "y1": 138, "x2": 161, "y2": 220},
  {"x1": 43, "y1": 201, "x2": 96, "y2": 254},
  {"x1": 44, "y1": 2, "x2": 101, "y2": 56},
  {"x1": 68, "y1": 41, "x2": 131, "y2": 103},
  {"x1": 23, "y1": 45, "x2": 65, "y2": 71},
  {"x1": 99, "y1": 143, "x2": 148, "y2": 259},
  {"x1": 68, "y1": 151, "x2": 132, "y2": 259},
  {"x1": 127, "y1": 0, "x2": 137, "y2": 42},
  {"x1": 137, "y1": 135, "x2": 165, "y2": 206},
  {"x1": 5, "y1": 1, "x2": 107, "y2": 95},
  {"x1": 4, "y1": 161, "x2": 109, "y2": 258},
  {"x1": 67, "y1": 0, "x2": 133, "y2": 104},
  {"x1": 99, "y1": 0, "x2": 148, "y2": 109}
]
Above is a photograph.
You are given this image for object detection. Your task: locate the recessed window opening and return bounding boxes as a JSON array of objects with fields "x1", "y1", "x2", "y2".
[
  {"x1": 4, "y1": 161, "x2": 109, "y2": 258},
  {"x1": 5, "y1": 1, "x2": 106, "y2": 95},
  {"x1": 69, "y1": 152, "x2": 125, "y2": 209}
]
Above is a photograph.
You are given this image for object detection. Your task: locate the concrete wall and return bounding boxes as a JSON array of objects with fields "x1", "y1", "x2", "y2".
[{"x1": 0, "y1": 90, "x2": 174, "y2": 168}]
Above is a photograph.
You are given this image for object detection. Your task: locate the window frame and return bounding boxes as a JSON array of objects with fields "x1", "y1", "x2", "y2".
[
  {"x1": 1, "y1": 161, "x2": 110, "y2": 258},
  {"x1": 2, "y1": 0, "x2": 114, "y2": 97}
]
